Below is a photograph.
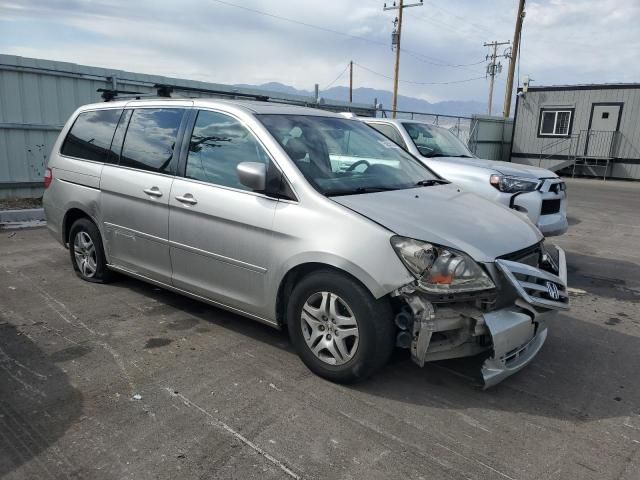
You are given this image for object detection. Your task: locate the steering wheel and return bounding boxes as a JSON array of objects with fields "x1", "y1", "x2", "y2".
[{"x1": 347, "y1": 159, "x2": 371, "y2": 172}]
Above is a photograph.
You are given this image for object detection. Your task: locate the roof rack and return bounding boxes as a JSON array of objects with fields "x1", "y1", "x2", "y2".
[
  {"x1": 153, "y1": 83, "x2": 269, "y2": 101},
  {"x1": 98, "y1": 84, "x2": 270, "y2": 102}
]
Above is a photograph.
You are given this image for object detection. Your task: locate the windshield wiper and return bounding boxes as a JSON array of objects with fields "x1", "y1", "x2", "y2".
[
  {"x1": 415, "y1": 179, "x2": 450, "y2": 187},
  {"x1": 326, "y1": 186, "x2": 399, "y2": 196},
  {"x1": 423, "y1": 153, "x2": 472, "y2": 158}
]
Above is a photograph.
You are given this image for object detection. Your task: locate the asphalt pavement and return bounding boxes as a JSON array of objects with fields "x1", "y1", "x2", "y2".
[{"x1": 0, "y1": 177, "x2": 638, "y2": 480}]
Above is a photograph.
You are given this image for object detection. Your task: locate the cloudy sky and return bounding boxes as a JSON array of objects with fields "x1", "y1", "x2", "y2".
[{"x1": 1, "y1": 0, "x2": 639, "y2": 105}]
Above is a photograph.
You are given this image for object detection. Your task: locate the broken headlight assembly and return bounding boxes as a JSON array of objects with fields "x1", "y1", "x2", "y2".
[
  {"x1": 391, "y1": 236, "x2": 495, "y2": 294},
  {"x1": 489, "y1": 174, "x2": 539, "y2": 193}
]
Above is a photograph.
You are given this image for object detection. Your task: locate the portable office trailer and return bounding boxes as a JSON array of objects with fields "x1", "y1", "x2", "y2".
[
  {"x1": 510, "y1": 83, "x2": 640, "y2": 179},
  {"x1": 0, "y1": 54, "x2": 377, "y2": 199}
]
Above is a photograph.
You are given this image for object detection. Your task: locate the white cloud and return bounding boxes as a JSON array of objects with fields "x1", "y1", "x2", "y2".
[{"x1": 0, "y1": 0, "x2": 638, "y2": 104}]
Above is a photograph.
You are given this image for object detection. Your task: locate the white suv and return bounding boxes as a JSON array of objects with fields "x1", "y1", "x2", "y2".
[{"x1": 363, "y1": 118, "x2": 568, "y2": 236}]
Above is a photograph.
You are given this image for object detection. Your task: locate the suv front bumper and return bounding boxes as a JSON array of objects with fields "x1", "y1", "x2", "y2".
[{"x1": 511, "y1": 179, "x2": 568, "y2": 236}]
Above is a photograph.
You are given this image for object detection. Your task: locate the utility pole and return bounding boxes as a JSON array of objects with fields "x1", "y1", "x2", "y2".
[
  {"x1": 484, "y1": 40, "x2": 510, "y2": 115},
  {"x1": 349, "y1": 60, "x2": 353, "y2": 103},
  {"x1": 384, "y1": 0, "x2": 423, "y2": 118},
  {"x1": 503, "y1": 0, "x2": 526, "y2": 117}
]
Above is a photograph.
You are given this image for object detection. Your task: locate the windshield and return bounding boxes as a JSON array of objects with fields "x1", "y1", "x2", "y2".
[
  {"x1": 403, "y1": 122, "x2": 474, "y2": 158},
  {"x1": 258, "y1": 115, "x2": 439, "y2": 196}
]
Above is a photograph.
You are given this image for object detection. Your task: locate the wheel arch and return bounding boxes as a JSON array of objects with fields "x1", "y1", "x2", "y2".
[
  {"x1": 62, "y1": 207, "x2": 102, "y2": 248},
  {"x1": 274, "y1": 258, "x2": 390, "y2": 328}
]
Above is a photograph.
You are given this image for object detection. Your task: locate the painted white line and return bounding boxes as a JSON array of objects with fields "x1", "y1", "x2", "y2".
[
  {"x1": 436, "y1": 443, "x2": 518, "y2": 480},
  {"x1": 164, "y1": 388, "x2": 302, "y2": 480}
]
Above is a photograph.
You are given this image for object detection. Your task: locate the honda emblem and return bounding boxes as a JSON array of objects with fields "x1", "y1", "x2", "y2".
[{"x1": 546, "y1": 281, "x2": 560, "y2": 300}]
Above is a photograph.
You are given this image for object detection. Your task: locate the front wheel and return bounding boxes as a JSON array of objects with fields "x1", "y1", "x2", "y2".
[
  {"x1": 69, "y1": 218, "x2": 113, "y2": 283},
  {"x1": 287, "y1": 270, "x2": 394, "y2": 383}
]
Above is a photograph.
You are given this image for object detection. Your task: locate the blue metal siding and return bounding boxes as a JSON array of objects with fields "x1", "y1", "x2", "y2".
[{"x1": 0, "y1": 54, "x2": 376, "y2": 198}]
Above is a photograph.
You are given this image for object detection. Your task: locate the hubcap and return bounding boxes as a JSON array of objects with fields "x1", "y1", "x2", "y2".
[
  {"x1": 73, "y1": 231, "x2": 97, "y2": 278},
  {"x1": 300, "y1": 291, "x2": 359, "y2": 366}
]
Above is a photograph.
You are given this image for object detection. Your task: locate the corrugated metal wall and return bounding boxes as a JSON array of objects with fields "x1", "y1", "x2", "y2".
[
  {"x1": 468, "y1": 115, "x2": 513, "y2": 162},
  {"x1": 0, "y1": 54, "x2": 377, "y2": 199},
  {"x1": 510, "y1": 86, "x2": 640, "y2": 179}
]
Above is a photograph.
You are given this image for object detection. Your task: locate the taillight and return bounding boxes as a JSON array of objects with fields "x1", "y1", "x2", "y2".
[{"x1": 44, "y1": 168, "x2": 53, "y2": 188}]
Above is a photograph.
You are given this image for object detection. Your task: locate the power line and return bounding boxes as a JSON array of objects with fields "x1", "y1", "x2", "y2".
[
  {"x1": 354, "y1": 62, "x2": 485, "y2": 85},
  {"x1": 400, "y1": 49, "x2": 486, "y2": 68},
  {"x1": 209, "y1": 0, "x2": 482, "y2": 72},
  {"x1": 422, "y1": 0, "x2": 493, "y2": 35},
  {"x1": 321, "y1": 63, "x2": 350, "y2": 91},
  {"x1": 210, "y1": 0, "x2": 389, "y2": 45}
]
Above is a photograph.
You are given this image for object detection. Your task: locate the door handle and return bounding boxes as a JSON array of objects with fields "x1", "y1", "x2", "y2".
[
  {"x1": 175, "y1": 194, "x2": 197, "y2": 205},
  {"x1": 143, "y1": 187, "x2": 163, "y2": 197}
]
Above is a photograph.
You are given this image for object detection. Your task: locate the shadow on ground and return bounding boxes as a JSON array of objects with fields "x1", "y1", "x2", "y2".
[
  {"x1": 0, "y1": 322, "x2": 83, "y2": 478},
  {"x1": 566, "y1": 251, "x2": 640, "y2": 301},
  {"x1": 354, "y1": 310, "x2": 639, "y2": 422},
  {"x1": 110, "y1": 275, "x2": 639, "y2": 425}
]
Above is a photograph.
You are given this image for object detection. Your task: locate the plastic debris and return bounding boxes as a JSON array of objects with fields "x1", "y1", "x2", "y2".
[{"x1": 132, "y1": 394, "x2": 142, "y2": 400}]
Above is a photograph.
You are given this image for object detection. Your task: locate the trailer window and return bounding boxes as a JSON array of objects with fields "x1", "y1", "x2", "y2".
[{"x1": 539, "y1": 109, "x2": 572, "y2": 136}]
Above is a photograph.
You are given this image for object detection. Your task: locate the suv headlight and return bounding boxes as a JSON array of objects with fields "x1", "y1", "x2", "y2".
[
  {"x1": 391, "y1": 236, "x2": 495, "y2": 294},
  {"x1": 490, "y1": 174, "x2": 539, "y2": 193}
]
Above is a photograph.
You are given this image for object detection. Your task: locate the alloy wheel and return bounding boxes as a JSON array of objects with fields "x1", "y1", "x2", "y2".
[
  {"x1": 300, "y1": 291, "x2": 359, "y2": 365},
  {"x1": 73, "y1": 231, "x2": 97, "y2": 278}
]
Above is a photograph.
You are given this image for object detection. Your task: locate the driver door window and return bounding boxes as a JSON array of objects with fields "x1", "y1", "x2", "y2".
[{"x1": 186, "y1": 110, "x2": 270, "y2": 190}]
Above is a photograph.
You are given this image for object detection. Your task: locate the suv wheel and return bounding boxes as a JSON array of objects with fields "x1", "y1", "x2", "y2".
[
  {"x1": 287, "y1": 270, "x2": 394, "y2": 383},
  {"x1": 69, "y1": 218, "x2": 112, "y2": 283}
]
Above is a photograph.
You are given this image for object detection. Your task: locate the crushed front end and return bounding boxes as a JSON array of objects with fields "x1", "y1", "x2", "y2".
[{"x1": 391, "y1": 242, "x2": 569, "y2": 388}]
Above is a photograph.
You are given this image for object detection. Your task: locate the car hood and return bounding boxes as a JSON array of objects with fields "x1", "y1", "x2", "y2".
[
  {"x1": 332, "y1": 183, "x2": 542, "y2": 262},
  {"x1": 431, "y1": 156, "x2": 558, "y2": 180}
]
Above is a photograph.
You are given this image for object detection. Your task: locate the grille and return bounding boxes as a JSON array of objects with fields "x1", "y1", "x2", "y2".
[
  {"x1": 541, "y1": 199, "x2": 561, "y2": 215},
  {"x1": 498, "y1": 243, "x2": 541, "y2": 268},
  {"x1": 496, "y1": 257, "x2": 569, "y2": 311}
]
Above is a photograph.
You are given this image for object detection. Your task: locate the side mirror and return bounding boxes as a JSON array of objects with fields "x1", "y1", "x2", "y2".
[{"x1": 237, "y1": 162, "x2": 266, "y2": 191}]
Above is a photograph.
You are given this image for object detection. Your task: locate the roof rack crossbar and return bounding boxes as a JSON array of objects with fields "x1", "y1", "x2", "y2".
[{"x1": 97, "y1": 88, "x2": 157, "y2": 102}]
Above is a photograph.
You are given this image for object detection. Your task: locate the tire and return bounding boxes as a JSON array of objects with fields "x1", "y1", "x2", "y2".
[
  {"x1": 68, "y1": 218, "x2": 113, "y2": 283},
  {"x1": 287, "y1": 270, "x2": 395, "y2": 383}
]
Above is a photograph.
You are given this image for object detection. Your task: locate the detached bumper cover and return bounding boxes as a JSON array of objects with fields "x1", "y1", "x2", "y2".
[
  {"x1": 403, "y1": 245, "x2": 569, "y2": 388},
  {"x1": 481, "y1": 311, "x2": 548, "y2": 388},
  {"x1": 479, "y1": 245, "x2": 568, "y2": 387}
]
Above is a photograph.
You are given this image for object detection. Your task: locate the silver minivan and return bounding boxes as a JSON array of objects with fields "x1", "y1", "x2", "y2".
[{"x1": 43, "y1": 98, "x2": 569, "y2": 388}]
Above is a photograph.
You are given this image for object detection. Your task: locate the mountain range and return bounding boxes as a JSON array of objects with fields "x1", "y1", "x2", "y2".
[{"x1": 235, "y1": 82, "x2": 495, "y2": 117}]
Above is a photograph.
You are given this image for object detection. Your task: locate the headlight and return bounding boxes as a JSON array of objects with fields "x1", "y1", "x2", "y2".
[
  {"x1": 490, "y1": 174, "x2": 539, "y2": 193},
  {"x1": 391, "y1": 236, "x2": 495, "y2": 294}
]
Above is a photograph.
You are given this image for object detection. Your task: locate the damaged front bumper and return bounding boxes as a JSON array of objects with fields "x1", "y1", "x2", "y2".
[{"x1": 395, "y1": 245, "x2": 569, "y2": 388}]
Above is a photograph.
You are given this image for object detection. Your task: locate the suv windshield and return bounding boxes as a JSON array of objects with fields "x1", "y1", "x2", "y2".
[
  {"x1": 403, "y1": 122, "x2": 474, "y2": 158},
  {"x1": 258, "y1": 115, "x2": 439, "y2": 196}
]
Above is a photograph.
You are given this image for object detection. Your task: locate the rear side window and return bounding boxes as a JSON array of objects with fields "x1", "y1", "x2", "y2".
[
  {"x1": 61, "y1": 109, "x2": 122, "y2": 162},
  {"x1": 369, "y1": 123, "x2": 407, "y2": 148},
  {"x1": 120, "y1": 108, "x2": 184, "y2": 174},
  {"x1": 185, "y1": 110, "x2": 271, "y2": 190}
]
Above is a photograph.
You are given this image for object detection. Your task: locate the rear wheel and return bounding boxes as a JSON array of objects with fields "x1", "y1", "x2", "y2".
[
  {"x1": 287, "y1": 270, "x2": 394, "y2": 383},
  {"x1": 69, "y1": 218, "x2": 113, "y2": 283}
]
